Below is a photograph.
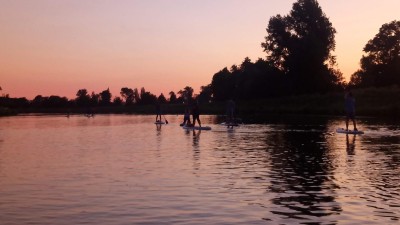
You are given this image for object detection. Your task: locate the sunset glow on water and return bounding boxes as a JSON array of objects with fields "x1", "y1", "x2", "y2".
[{"x1": 0, "y1": 115, "x2": 399, "y2": 224}]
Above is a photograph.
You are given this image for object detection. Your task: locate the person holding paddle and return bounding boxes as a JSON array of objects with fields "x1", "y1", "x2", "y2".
[{"x1": 345, "y1": 89, "x2": 357, "y2": 131}]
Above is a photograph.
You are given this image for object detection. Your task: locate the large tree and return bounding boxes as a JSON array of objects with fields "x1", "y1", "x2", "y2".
[
  {"x1": 120, "y1": 87, "x2": 135, "y2": 105},
  {"x1": 262, "y1": 0, "x2": 343, "y2": 94},
  {"x1": 177, "y1": 86, "x2": 194, "y2": 104},
  {"x1": 350, "y1": 20, "x2": 400, "y2": 87}
]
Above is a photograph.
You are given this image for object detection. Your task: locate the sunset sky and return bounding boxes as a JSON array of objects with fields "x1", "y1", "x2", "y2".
[{"x1": 1, "y1": 0, "x2": 399, "y2": 99}]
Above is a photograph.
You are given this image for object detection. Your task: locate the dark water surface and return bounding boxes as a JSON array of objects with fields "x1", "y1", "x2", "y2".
[{"x1": 0, "y1": 114, "x2": 399, "y2": 224}]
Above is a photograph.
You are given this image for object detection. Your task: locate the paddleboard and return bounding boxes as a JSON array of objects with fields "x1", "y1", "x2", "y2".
[
  {"x1": 182, "y1": 125, "x2": 211, "y2": 130},
  {"x1": 336, "y1": 128, "x2": 364, "y2": 134},
  {"x1": 220, "y1": 122, "x2": 239, "y2": 126},
  {"x1": 154, "y1": 121, "x2": 166, "y2": 125}
]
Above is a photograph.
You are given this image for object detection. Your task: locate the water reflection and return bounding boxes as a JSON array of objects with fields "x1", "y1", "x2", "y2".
[
  {"x1": 156, "y1": 123, "x2": 162, "y2": 132},
  {"x1": 346, "y1": 134, "x2": 356, "y2": 156},
  {"x1": 192, "y1": 130, "x2": 201, "y2": 171},
  {"x1": 264, "y1": 128, "x2": 342, "y2": 223},
  {"x1": 192, "y1": 130, "x2": 201, "y2": 148},
  {"x1": 0, "y1": 115, "x2": 399, "y2": 224}
]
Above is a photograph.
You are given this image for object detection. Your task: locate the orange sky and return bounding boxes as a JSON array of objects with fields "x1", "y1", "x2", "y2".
[{"x1": 1, "y1": 0, "x2": 399, "y2": 99}]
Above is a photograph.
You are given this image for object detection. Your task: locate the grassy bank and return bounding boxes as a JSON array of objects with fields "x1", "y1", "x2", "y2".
[
  {"x1": 236, "y1": 86, "x2": 400, "y2": 117},
  {"x1": 4, "y1": 87, "x2": 399, "y2": 118}
]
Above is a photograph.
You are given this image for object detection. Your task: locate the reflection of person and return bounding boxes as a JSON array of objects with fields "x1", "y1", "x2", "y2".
[
  {"x1": 181, "y1": 108, "x2": 192, "y2": 126},
  {"x1": 226, "y1": 99, "x2": 235, "y2": 123},
  {"x1": 346, "y1": 134, "x2": 356, "y2": 155},
  {"x1": 155, "y1": 102, "x2": 162, "y2": 122},
  {"x1": 345, "y1": 90, "x2": 357, "y2": 131},
  {"x1": 192, "y1": 102, "x2": 201, "y2": 127},
  {"x1": 192, "y1": 129, "x2": 201, "y2": 146}
]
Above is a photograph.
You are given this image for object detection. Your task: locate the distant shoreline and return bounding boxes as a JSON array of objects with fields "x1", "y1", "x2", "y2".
[{"x1": 1, "y1": 87, "x2": 399, "y2": 118}]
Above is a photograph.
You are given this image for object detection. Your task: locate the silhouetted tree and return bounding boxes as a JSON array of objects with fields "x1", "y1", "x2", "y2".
[
  {"x1": 168, "y1": 91, "x2": 177, "y2": 104},
  {"x1": 99, "y1": 88, "x2": 112, "y2": 106},
  {"x1": 349, "y1": 70, "x2": 363, "y2": 87},
  {"x1": 238, "y1": 57, "x2": 284, "y2": 99},
  {"x1": 31, "y1": 95, "x2": 69, "y2": 108},
  {"x1": 138, "y1": 87, "x2": 157, "y2": 105},
  {"x1": 89, "y1": 91, "x2": 100, "y2": 106},
  {"x1": 133, "y1": 88, "x2": 140, "y2": 104},
  {"x1": 47, "y1": 96, "x2": 69, "y2": 108},
  {"x1": 350, "y1": 20, "x2": 400, "y2": 87},
  {"x1": 158, "y1": 93, "x2": 167, "y2": 104},
  {"x1": 76, "y1": 89, "x2": 90, "y2": 107},
  {"x1": 197, "y1": 84, "x2": 213, "y2": 103},
  {"x1": 210, "y1": 55, "x2": 288, "y2": 101},
  {"x1": 0, "y1": 96, "x2": 29, "y2": 108},
  {"x1": 261, "y1": 0, "x2": 343, "y2": 94},
  {"x1": 113, "y1": 97, "x2": 123, "y2": 106},
  {"x1": 31, "y1": 95, "x2": 45, "y2": 108},
  {"x1": 211, "y1": 67, "x2": 235, "y2": 101},
  {"x1": 177, "y1": 86, "x2": 194, "y2": 104},
  {"x1": 120, "y1": 87, "x2": 135, "y2": 105}
]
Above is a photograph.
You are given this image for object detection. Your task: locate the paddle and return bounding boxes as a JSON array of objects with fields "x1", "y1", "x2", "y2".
[{"x1": 163, "y1": 115, "x2": 168, "y2": 124}]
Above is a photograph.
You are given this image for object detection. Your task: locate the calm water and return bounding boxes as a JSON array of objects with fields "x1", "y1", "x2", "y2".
[{"x1": 0, "y1": 114, "x2": 399, "y2": 225}]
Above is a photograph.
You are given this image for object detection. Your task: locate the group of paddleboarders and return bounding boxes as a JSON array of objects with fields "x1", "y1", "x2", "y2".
[
  {"x1": 155, "y1": 100, "x2": 203, "y2": 127},
  {"x1": 155, "y1": 89, "x2": 358, "y2": 131},
  {"x1": 180, "y1": 101, "x2": 201, "y2": 127},
  {"x1": 179, "y1": 99, "x2": 237, "y2": 127}
]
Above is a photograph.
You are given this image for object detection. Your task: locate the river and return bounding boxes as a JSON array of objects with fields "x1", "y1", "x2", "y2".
[{"x1": 0, "y1": 114, "x2": 399, "y2": 224}]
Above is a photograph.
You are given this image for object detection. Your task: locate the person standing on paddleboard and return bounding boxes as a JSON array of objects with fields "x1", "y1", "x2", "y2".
[
  {"x1": 155, "y1": 101, "x2": 162, "y2": 122},
  {"x1": 191, "y1": 101, "x2": 201, "y2": 127},
  {"x1": 345, "y1": 89, "x2": 357, "y2": 131},
  {"x1": 181, "y1": 107, "x2": 192, "y2": 126},
  {"x1": 226, "y1": 99, "x2": 235, "y2": 123}
]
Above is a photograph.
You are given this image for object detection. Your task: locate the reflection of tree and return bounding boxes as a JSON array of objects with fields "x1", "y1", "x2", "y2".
[
  {"x1": 266, "y1": 126, "x2": 342, "y2": 221},
  {"x1": 362, "y1": 133, "x2": 400, "y2": 191},
  {"x1": 207, "y1": 120, "x2": 343, "y2": 222}
]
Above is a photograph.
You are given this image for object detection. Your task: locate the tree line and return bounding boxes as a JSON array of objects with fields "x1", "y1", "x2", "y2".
[
  {"x1": 1, "y1": 0, "x2": 399, "y2": 110},
  {"x1": 0, "y1": 86, "x2": 211, "y2": 109}
]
